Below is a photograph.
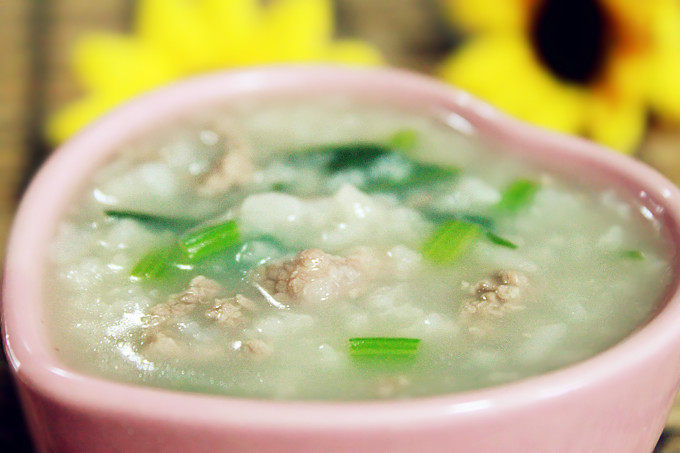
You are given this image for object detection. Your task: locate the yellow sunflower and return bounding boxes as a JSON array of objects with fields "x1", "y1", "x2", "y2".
[
  {"x1": 47, "y1": 0, "x2": 382, "y2": 144},
  {"x1": 439, "y1": 0, "x2": 680, "y2": 153}
]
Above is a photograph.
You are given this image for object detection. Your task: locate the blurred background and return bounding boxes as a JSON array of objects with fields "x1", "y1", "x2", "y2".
[{"x1": 2, "y1": 0, "x2": 680, "y2": 450}]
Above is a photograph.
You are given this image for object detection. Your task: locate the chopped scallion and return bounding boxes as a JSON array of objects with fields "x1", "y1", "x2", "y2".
[
  {"x1": 496, "y1": 179, "x2": 540, "y2": 213},
  {"x1": 423, "y1": 220, "x2": 480, "y2": 264},
  {"x1": 180, "y1": 220, "x2": 240, "y2": 262},
  {"x1": 620, "y1": 249, "x2": 644, "y2": 260},
  {"x1": 349, "y1": 337, "x2": 421, "y2": 359},
  {"x1": 388, "y1": 128, "x2": 418, "y2": 151},
  {"x1": 130, "y1": 246, "x2": 177, "y2": 280}
]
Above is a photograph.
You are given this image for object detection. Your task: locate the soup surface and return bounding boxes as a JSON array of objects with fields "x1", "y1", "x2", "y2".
[{"x1": 47, "y1": 97, "x2": 674, "y2": 400}]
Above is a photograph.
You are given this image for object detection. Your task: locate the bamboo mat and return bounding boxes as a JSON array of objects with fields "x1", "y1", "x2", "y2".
[
  {"x1": 1, "y1": 0, "x2": 680, "y2": 451},
  {"x1": 0, "y1": 1, "x2": 132, "y2": 451},
  {"x1": 0, "y1": 0, "x2": 30, "y2": 251}
]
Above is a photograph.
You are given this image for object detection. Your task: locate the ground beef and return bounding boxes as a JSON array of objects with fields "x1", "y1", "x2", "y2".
[
  {"x1": 144, "y1": 276, "x2": 224, "y2": 328},
  {"x1": 205, "y1": 294, "x2": 256, "y2": 328},
  {"x1": 258, "y1": 247, "x2": 380, "y2": 305},
  {"x1": 139, "y1": 275, "x2": 268, "y2": 359},
  {"x1": 140, "y1": 276, "x2": 224, "y2": 354},
  {"x1": 461, "y1": 270, "x2": 528, "y2": 337},
  {"x1": 199, "y1": 149, "x2": 255, "y2": 195},
  {"x1": 241, "y1": 339, "x2": 273, "y2": 359},
  {"x1": 142, "y1": 332, "x2": 182, "y2": 357}
]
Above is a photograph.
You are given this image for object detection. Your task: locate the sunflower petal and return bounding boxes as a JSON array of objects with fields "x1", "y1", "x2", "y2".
[
  {"x1": 200, "y1": 0, "x2": 262, "y2": 65},
  {"x1": 439, "y1": 35, "x2": 586, "y2": 134},
  {"x1": 600, "y1": 50, "x2": 648, "y2": 102},
  {"x1": 134, "y1": 0, "x2": 218, "y2": 71},
  {"x1": 45, "y1": 95, "x2": 120, "y2": 144},
  {"x1": 47, "y1": 0, "x2": 382, "y2": 145},
  {"x1": 260, "y1": 0, "x2": 333, "y2": 61},
  {"x1": 648, "y1": 53, "x2": 680, "y2": 122},
  {"x1": 72, "y1": 33, "x2": 177, "y2": 93},
  {"x1": 324, "y1": 40, "x2": 383, "y2": 65},
  {"x1": 646, "y1": 0, "x2": 680, "y2": 121},
  {"x1": 587, "y1": 95, "x2": 646, "y2": 153},
  {"x1": 442, "y1": 0, "x2": 526, "y2": 33},
  {"x1": 601, "y1": 0, "x2": 676, "y2": 42}
]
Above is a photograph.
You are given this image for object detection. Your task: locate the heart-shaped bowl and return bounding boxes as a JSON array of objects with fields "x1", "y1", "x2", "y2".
[{"x1": 4, "y1": 66, "x2": 680, "y2": 452}]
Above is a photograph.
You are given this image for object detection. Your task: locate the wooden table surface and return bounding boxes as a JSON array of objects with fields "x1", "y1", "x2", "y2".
[{"x1": 2, "y1": 0, "x2": 680, "y2": 451}]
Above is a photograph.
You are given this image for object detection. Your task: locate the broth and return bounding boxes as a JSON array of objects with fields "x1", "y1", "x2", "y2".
[{"x1": 46, "y1": 97, "x2": 673, "y2": 400}]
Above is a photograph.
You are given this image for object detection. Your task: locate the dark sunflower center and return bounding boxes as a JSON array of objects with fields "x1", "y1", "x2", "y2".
[{"x1": 530, "y1": 0, "x2": 608, "y2": 84}]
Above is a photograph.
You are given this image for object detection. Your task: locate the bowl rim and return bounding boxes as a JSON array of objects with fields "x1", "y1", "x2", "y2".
[{"x1": 4, "y1": 65, "x2": 680, "y2": 431}]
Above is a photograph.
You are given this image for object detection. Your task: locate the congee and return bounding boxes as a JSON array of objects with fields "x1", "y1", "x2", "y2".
[{"x1": 47, "y1": 97, "x2": 673, "y2": 400}]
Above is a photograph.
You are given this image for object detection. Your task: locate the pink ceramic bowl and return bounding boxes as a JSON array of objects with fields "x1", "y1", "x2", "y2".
[{"x1": 4, "y1": 66, "x2": 680, "y2": 452}]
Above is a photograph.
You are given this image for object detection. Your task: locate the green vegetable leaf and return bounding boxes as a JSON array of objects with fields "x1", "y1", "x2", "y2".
[
  {"x1": 408, "y1": 163, "x2": 459, "y2": 185},
  {"x1": 271, "y1": 182, "x2": 292, "y2": 193},
  {"x1": 105, "y1": 209, "x2": 203, "y2": 229},
  {"x1": 324, "y1": 143, "x2": 390, "y2": 173},
  {"x1": 485, "y1": 231, "x2": 518, "y2": 249},
  {"x1": 461, "y1": 214, "x2": 495, "y2": 230},
  {"x1": 349, "y1": 337, "x2": 421, "y2": 360},
  {"x1": 367, "y1": 163, "x2": 459, "y2": 193},
  {"x1": 286, "y1": 142, "x2": 390, "y2": 173},
  {"x1": 421, "y1": 210, "x2": 495, "y2": 230},
  {"x1": 288, "y1": 134, "x2": 458, "y2": 196},
  {"x1": 423, "y1": 220, "x2": 480, "y2": 264},
  {"x1": 180, "y1": 220, "x2": 240, "y2": 262},
  {"x1": 496, "y1": 179, "x2": 540, "y2": 213}
]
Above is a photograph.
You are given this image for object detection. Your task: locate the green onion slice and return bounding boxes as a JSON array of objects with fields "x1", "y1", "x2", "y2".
[
  {"x1": 423, "y1": 220, "x2": 480, "y2": 264},
  {"x1": 387, "y1": 128, "x2": 419, "y2": 151},
  {"x1": 620, "y1": 249, "x2": 644, "y2": 260},
  {"x1": 130, "y1": 246, "x2": 178, "y2": 280},
  {"x1": 180, "y1": 219, "x2": 240, "y2": 262},
  {"x1": 496, "y1": 179, "x2": 540, "y2": 213},
  {"x1": 130, "y1": 220, "x2": 242, "y2": 279},
  {"x1": 349, "y1": 337, "x2": 421, "y2": 359}
]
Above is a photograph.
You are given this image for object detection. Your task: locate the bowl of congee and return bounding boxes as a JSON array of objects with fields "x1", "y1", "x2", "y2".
[{"x1": 4, "y1": 67, "x2": 680, "y2": 452}]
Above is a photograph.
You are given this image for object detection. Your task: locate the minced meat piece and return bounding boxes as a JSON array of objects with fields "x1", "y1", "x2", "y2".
[
  {"x1": 258, "y1": 247, "x2": 379, "y2": 305},
  {"x1": 199, "y1": 149, "x2": 255, "y2": 195},
  {"x1": 496, "y1": 269, "x2": 528, "y2": 288},
  {"x1": 143, "y1": 276, "x2": 223, "y2": 328},
  {"x1": 205, "y1": 294, "x2": 256, "y2": 328},
  {"x1": 241, "y1": 339, "x2": 273, "y2": 359},
  {"x1": 183, "y1": 275, "x2": 223, "y2": 302},
  {"x1": 495, "y1": 284, "x2": 520, "y2": 302},
  {"x1": 140, "y1": 277, "x2": 262, "y2": 360},
  {"x1": 461, "y1": 270, "x2": 528, "y2": 336},
  {"x1": 142, "y1": 332, "x2": 182, "y2": 357}
]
